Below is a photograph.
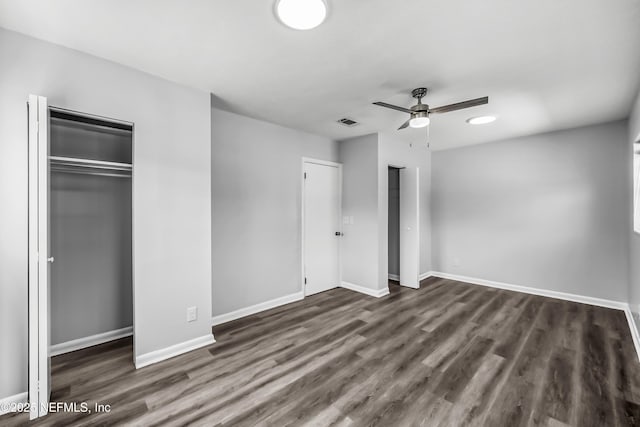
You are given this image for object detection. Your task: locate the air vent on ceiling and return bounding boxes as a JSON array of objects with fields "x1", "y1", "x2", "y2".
[{"x1": 337, "y1": 117, "x2": 359, "y2": 127}]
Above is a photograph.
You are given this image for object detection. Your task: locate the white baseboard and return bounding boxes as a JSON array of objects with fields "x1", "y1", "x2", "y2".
[
  {"x1": 624, "y1": 307, "x2": 640, "y2": 363},
  {"x1": 419, "y1": 271, "x2": 435, "y2": 281},
  {"x1": 0, "y1": 391, "x2": 27, "y2": 416},
  {"x1": 135, "y1": 334, "x2": 215, "y2": 369},
  {"x1": 341, "y1": 281, "x2": 389, "y2": 298},
  {"x1": 430, "y1": 271, "x2": 628, "y2": 310},
  {"x1": 388, "y1": 274, "x2": 400, "y2": 281},
  {"x1": 211, "y1": 291, "x2": 304, "y2": 326},
  {"x1": 50, "y1": 326, "x2": 133, "y2": 356}
]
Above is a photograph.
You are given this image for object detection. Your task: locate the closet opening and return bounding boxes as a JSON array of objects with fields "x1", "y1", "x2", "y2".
[
  {"x1": 49, "y1": 107, "x2": 134, "y2": 360},
  {"x1": 388, "y1": 166, "x2": 401, "y2": 287}
]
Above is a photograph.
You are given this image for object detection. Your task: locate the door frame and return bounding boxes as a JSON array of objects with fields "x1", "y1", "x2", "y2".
[{"x1": 301, "y1": 157, "x2": 343, "y2": 297}]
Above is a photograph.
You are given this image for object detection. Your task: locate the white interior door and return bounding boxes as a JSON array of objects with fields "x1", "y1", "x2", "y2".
[
  {"x1": 303, "y1": 161, "x2": 341, "y2": 296},
  {"x1": 28, "y1": 94, "x2": 51, "y2": 419},
  {"x1": 399, "y1": 167, "x2": 420, "y2": 289}
]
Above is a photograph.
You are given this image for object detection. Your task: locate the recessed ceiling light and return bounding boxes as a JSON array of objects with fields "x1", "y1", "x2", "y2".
[
  {"x1": 466, "y1": 116, "x2": 496, "y2": 125},
  {"x1": 275, "y1": 0, "x2": 327, "y2": 30}
]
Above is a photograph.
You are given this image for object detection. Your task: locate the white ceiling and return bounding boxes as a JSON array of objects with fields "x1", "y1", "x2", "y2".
[{"x1": 1, "y1": 0, "x2": 639, "y2": 150}]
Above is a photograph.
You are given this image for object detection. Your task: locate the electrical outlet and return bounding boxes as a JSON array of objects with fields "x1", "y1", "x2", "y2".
[{"x1": 187, "y1": 306, "x2": 197, "y2": 322}]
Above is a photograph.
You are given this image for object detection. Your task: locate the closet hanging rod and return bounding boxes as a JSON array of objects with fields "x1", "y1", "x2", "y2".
[
  {"x1": 49, "y1": 167, "x2": 132, "y2": 179},
  {"x1": 49, "y1": 156, "x2": 132, "y2": 172}
]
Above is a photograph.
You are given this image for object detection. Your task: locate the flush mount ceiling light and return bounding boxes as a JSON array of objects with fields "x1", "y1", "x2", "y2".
[
  {"x1": 466, "y1": 115, "x2": 497, "y2": 125},
  {"x1": 275, "y1": 0, "x2": 327, "y2": 30}
]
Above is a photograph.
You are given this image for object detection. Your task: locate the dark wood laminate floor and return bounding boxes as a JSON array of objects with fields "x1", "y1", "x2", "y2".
[{"x1": 3, "y1": 278, "x2": 640, "y2": 426}]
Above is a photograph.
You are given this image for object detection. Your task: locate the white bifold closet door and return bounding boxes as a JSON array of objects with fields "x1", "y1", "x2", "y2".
[
  {"x1": 303, "y1": 161, "x2": 341, "y2": 296},
  {"x1": 28, "y1": 94, "x2": 52, "y2": 419},
  {"x1": 399, "y1": 167, "x2": 420, "y2": 289}
]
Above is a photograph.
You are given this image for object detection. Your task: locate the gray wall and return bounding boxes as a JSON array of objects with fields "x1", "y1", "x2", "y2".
[
  {"x1": 629, "y1": 91, "x2": 640, "y2": 314},
  {"x1": 388, "y1": 168, "x2": 400, "y2": 277},
  {"x1": 51, "y1": 172, "x2": 132, "y2": 344},
  {"x1": 378, "y1": 132, "x2": 432, "y2": 288},
  {"x1": 339, "y1": 132, "x2": 432, "y2": 292},
  {"x1": 210, "y1": 107, "x2": 338, "y2": 316},
  {"x1": 339, "y1": 134, "x2": 380, "y2": 289},
  {"x1": 0, "y1": 29, "x2": 212, "y2": 399},
  {"x1": 432, "y1": 120, "x2": 630, "y2": 301}
]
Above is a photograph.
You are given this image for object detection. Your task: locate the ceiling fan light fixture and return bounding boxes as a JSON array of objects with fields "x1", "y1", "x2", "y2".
[
  {"x1": 409, "y1": 116, "x2": 430, "y2": 128},
  {"x1": 275, "y1": 0, "x2": 327, "y2": 30},
  {"x1": 466, "y1": 115, "x2": 496, "y2": 125}
]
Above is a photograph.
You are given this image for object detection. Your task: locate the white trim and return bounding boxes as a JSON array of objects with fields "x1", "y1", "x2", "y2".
[
  {"x1": 301, "y1": 157, "x2": 343, "y2": 297},
  {"x1": 419, "y1": 271, "x2": 434, "y2": 281},
  {"x1": 49, "y1": 326, "x2": 133, "y2": 356},
  {"x1": 0, "y1": 392, "x2": 28, "y2": 416},
  {"x1": 302, "y1": 157, "x2": 342, "y2": 168},
  {"x1": 135, "y1": 334, "x2": 215, "y2": 369},
  {"x1": 388, "y1": 273, "x2": 400, "y2": 281},
  {"x1": 341, "y1": 281, "x2": 390, "y2": 298},
  {"x1": 37, "y1": 96, "x2": 50, "y2": 419},
  {"x1": 430, "y1": 271, "x2": 628, "y2": 310},
  {"x1": 623, "y1": 306, "x2": 640, "y2": 363},
  {"x1": 211, "y1": 291, "x2": 305, "y2": 326}
]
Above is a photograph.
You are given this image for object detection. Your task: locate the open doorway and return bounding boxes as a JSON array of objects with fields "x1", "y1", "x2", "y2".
[
  {"x1": 388, "y1": 167, "x2": 401, "y2": 286},
  {"x1": 387, "y1": 165, "x2": 420, "y2": 290}
]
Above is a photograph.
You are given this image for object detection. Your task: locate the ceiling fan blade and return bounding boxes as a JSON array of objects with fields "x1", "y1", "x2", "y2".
[
  {"x1": 373, "y1": 101, "x2": 413, "y2": 114},
  {"x1": 398, "y1": 119, "x2": 410, "y2": 130},
  {"x1": 429, "y1": 96, "x2": 488, "y2": 114}
]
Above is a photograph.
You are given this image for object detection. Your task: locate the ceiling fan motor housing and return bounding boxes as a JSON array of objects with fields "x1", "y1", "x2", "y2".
[
  {"x1": 411, "y1": 104, "x2": 429, "y2": 114},
  {"x1": 411, "y1": 87, "x2": 428, "y2": 100}
]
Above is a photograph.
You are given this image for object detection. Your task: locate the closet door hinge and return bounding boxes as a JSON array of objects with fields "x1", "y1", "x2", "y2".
[
  {"x1": 304, "y1": 277, "x2": 307, "y2": 284},
  {"x1": 304, "y1": 172, "x2": 307, "y2": 179}
]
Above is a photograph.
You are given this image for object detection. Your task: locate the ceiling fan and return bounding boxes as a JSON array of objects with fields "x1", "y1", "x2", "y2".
[{"x1": 373, "y1": 88, "x2": 489, "y2": 130}]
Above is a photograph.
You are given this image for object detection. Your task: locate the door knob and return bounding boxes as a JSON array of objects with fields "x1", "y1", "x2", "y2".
[
  {"x1": 47, "y1": 257, "x2": 55, "y2": 263},
  {"x1": 335, "y1": 232, "x2": 343, "y2": 236}
]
